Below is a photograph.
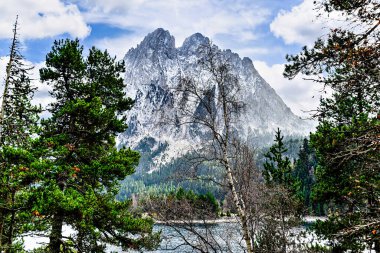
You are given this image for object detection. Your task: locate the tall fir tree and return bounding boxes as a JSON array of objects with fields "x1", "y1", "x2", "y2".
[
  {"x1": 31, "y1": 39, "x2": 159, "y2": 252},
  {"x1": 293, "y1": 138, "x2": 320, "y2": 214},
  {"x1": 0, "y1": 16, "x2": 40, "y2": 146},
  {"x1": 262, "y1": 129, "x2": 302, "y2": 252},
  {"x1": 285, "y1": 0, "x2": 380, "y2": 251},
  {"x1": 0, "y1": 17, "x2": 41, "y2": 252},
  {"x1": 263, "y1": 128, "x2": 294, "y2": 187}
]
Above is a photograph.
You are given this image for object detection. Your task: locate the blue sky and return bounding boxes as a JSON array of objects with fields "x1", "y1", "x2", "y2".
[{"x1": 0, "y1": 0, "x2": 333, "y2": 116}]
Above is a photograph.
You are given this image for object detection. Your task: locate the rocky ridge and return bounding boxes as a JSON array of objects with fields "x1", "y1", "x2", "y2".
[{"x1": 117, "y1": 28, "x2": 313, "y2": 170}]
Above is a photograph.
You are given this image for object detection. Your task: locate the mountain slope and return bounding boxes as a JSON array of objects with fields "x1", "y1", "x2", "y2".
[{"x1": 117, "y1": 28, "x2": 313, "y2": 170}]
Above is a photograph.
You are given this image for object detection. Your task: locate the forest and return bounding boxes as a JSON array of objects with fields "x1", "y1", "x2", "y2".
[{"x1": 0, "y1": 0, "x2": 379, "y2": 252}]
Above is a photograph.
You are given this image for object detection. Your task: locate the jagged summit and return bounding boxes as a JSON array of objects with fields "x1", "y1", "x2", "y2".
[
  {"x1": 180, "y1": 32, "x2": 210, "y2": 54},
  {"x1": 118, "y1": 28, "x2": 314, "y2": 170},
  {"x1": 142, "y1": 28, "x2": 175, "y2": 49},
  {"x1": 125, "y1": 28, "x2": 176, "y2": 64}
]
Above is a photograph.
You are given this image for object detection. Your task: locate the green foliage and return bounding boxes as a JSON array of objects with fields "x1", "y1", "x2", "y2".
[
  {"x1": 263, "y1": 128, "x2": 294, "y2": 187},
  {"x1": 25, "y1": 38, "x2": 159, "y2": 252},
  {"x1": 198, "y1": 191, "x2": 220, "y2": 214},
  {"x1": 142, "y1": 187, "x2": 220, "y2": 220},
  {"x1": 285, "y1": 0, "x2": 380, "y2": 251},
  {"x1": 0, "y1": 22, "x2": 40, "y2": 147},
  {"x1": 0, "y1": 18, "x2": 41, "y2": 252},
  {"x1": 309, "y1": 115, "x2": 380, "y2": 251},
  {"x1": 293, "y1": 138, "x2": 322, "y2": 215},
  {"x1": 0, "y1": 146, "x2": 40, "y2": 252},
  {"x1": 118, "y1": 153, "x2": 226, "y2": 202},
  {"x1": 258, "y1": 130, "x2": 306, "y2": 252}
]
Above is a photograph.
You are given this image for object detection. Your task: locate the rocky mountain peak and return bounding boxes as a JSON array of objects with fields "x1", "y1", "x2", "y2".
[
  {"x1": 119, "y1": 28, "x2": 314, "y2": 171},
  {"x1": 242, "y1": 57, "x2": 254, "y2": 68},
  {"x1": 180, "y1": 32, "x2": 210, "y2": 54},
  {"x1": 140, "y1": 28, "x2": 175, "y2": 51}
]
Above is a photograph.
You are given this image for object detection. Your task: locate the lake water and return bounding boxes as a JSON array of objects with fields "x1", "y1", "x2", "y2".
[
  {"x1": 23, "y1": 222, "x2": 244, "y2": 252},
  {"x1": 108, "y1": 222, "x2": 246, "y2": 252},
  {"x1": 23, "y1": 218, "x2": 325, "y2": 252}
]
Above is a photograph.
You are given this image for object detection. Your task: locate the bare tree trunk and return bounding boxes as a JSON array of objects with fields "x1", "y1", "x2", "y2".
[
  {"x1": 223, "y1": 144, "x2": 253, "y2": 253},
  {"x1": 174, "y1": 42, "x2": 254, "y2": 252},
  {"x1": 4, "y1": 191, "x2": 15, "y2": 253},
  {"x1": 225, "y1": 164, "x2": 253, "y2": 253},
  {"x1": 220, "y1": 75, "x2": 253, "y2": 253},
  {"x1": 49, "y1": 213, "x2": 64, "y2": 253},
  {"x1": 374, "y1": 240, "x2": 380, "y2": 253},
  {"x1": 0, "y1": 213, "x2": 3, "y2": 250},
  {"x1": 280, "y1": 207, "x2": 287, "y2": 253},
  {"x1": 0, "y1": 16, "x2": 18, "y2": 145}
]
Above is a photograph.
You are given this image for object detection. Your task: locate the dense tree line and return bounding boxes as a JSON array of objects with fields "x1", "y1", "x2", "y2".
[{"x1": 292, "y1": 138, "x2": 322, "y2": 215}]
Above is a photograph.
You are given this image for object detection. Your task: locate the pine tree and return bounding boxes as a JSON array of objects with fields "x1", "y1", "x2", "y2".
[
  {"x1": 0, "y1": 16, "x2": 40, "y2": 146},
  {"x1": 285, "y1": 1, "x2": 380, "y2": 251},
  {"x1": 263, "y1": 128, "x2": 293, "y2": 187},
  {"x1": 31, "y1": 39, "x2": 159, "y2": 252},
  {"x1": 293, "y1": 138, "x2": 319, "y2": 214},
  {"x1": 262, "y1": 129, "x2": 302, "y2": 252},
  {"x1": 0, "y1": 17, "x2": 41, "y2": 252}
]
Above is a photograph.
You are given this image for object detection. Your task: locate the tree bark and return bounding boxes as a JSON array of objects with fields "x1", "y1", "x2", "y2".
[
  {"x1": 49, "y1": 213, "x2": 64, "y2": 253},
  {"x1": 224, "y1": 152, "x2": 253, "y2": 253},
  {"x1": 374, "y1": 240, "x2": 380, "y2": 253},
  {"x1": 4, "y1": 191, "x2": 15, "y2": 253},
  {"x1": 219, "y1": 76, "x2": 253, "y2": 253},
  {"x1": 280, "y1": 204, "x2": 287, "y2": 253},
  {"x1": 0, "y1": 16, "x2": 18, "y2": 145},
  {"x1": 0, "y1": 213, "x2": 3, "y2": 250}
]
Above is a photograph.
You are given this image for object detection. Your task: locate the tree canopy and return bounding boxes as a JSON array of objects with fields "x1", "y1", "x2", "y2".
[
  {"x1": 285, "y1": 0, "x2": 380, "y2": 251},
  {"x1": 25, "y1": 39, "x2": 159, "y2": 252},
  {"x1": 0, "y1": 17, "x2": 41, "y2": 253}
]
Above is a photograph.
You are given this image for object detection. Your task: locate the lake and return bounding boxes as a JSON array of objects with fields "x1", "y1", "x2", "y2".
[{"x1": 24, "y1": 217, "x2": 328, "y2": 252}]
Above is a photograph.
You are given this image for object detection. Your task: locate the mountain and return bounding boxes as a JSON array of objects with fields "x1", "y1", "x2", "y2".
[{"x1": 117, "y1": 28, "x2": 313, "y2": 171}]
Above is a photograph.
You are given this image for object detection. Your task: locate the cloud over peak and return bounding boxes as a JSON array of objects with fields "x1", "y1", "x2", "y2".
[{"x1": 75, "y1": 0, "x2": 270, "y2": 47}]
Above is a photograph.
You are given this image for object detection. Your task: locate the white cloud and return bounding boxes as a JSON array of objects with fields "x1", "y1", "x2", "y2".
[
  {"x1": 0, "y1": 57, "x2": 9, "y2": 77},
  {"x1": 270, "y1": 0, "x2": 347, "y2": 46},
  {"x1": 270, "y1": 0, "x2": 323, "y2": 45},
  {"x1": 234, "y1": 46, "x2": 283, "y2": 58},
  {"x1": 0, "y1": 57, "x2": 53, "y2": 113},
  {"x1": 93, "y1": 35, "x2": 147, "y2": 61},
  {"x1": 30, "y1": 62, "x2": 54, "y2": 110},
  {"x1": 253, "y1": 60, "x2": 323, "y2": 117},
  {"x1": 0, "y1": 0, "x2": 90, "y2": 40},
  {"x1": 0, "y1": 0, "x2": 329, "y2": 120},
  {"x1": 74, "y1": 0, "x2": 270, "y2": 48}
]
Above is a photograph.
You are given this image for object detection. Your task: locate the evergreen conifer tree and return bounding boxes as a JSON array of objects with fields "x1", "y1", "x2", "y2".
[
  {"x1": 293, "y1": 139, "x2": 319, "y2": 214},
  {"x1": 32, "y1": 39, "x2": 159, "y2": 252},
  {"x1": 285, "y1": 1, "x2": 380, "y2": 251},
  {"x1": 263, "y1": 128, "x2": 293, "y2": 187},
  {"x1": 0, "y1": 17, "x2": 41, "y2": 252},
  {"x1": 261, "y1": 129, "x2": 302, "y2": 252},
  {"x1": 0, "y1": 16, "x2": 40, "y2": 146}
]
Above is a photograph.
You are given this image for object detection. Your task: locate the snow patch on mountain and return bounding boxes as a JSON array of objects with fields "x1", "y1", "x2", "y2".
[{"x1": 118, "y1": 28, "x2": 314, "y2": 171}]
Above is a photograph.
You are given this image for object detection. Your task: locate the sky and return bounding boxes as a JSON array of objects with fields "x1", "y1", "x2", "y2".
[{"x1": 0, "y1": 0, "x2": 335, "y2": 117}]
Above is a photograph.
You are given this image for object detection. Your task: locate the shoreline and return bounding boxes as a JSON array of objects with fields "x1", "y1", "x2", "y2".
[
  {"x1": 154, "y1": 217, "x2": 239, "y2": 224},
  {"x1": 154, "y1": 215, "x2": 327, "y2": 225}
]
